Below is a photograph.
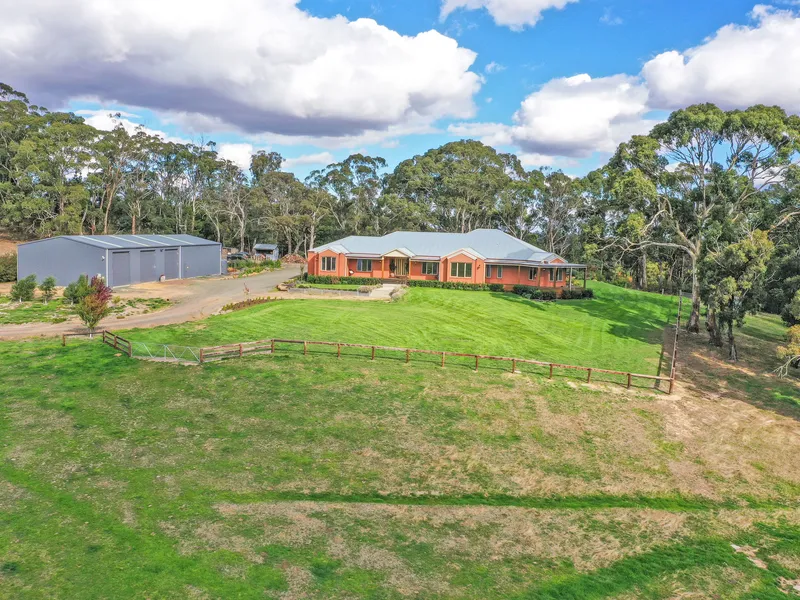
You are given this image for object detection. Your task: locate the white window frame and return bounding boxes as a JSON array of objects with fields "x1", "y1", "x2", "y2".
[
  {"x1": 356, "y1": 259, "x2": 372, "y2": 272},
  {"x1": 528, "y1": 267, "x2": 538, "y2": 281},
  {"x1": 486, "y1": 265, "x2": 492, "y2": 278},
  {"x1": 556, "y1": 268, "x2": 564, "y2": 282},
  {"x1": 450, "y1": 262, "x2": 473, "y2": 278},
  {"x1": 321, "y1": 256, "x2": 337, "y2": 272},
  {"x1": 421, "y1": 262, "x2": 439, "y2": 276},
  {"x1": 496, "y1": 266, "x2": 503, "y2": 279}
]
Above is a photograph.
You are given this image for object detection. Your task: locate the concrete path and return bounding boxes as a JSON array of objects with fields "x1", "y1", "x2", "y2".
[
  {"x1": 0, "y1": 265, "x2": 302, "y2": 340},
  {"x1": 369, "y1": 284, "x2": 401, "y2": 300}
]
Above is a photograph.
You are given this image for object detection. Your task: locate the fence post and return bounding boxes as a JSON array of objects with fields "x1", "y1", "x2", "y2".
[
  {"x1": 587, "y1": 368, "x2": 592, "y2": 383},
  {"x1": 304, "y1": 341, "x2": 307, "y2": 355},
  {"x1": 668, "y1": 377, "x2": 675, "y2": 395},
  {"x1": 271, "y1": 339, "x2": 275, "y2": 354},
  {"x1": 337, "y1": 344, "x2": 341, "y2": 358},
  {"x1": 371, "y1": 346, "x2": 376, "y2": 361},
  {"x1": 511, "y1": 359, "x2": 516, "y2": 374},
  {"x1": 199, "y1": 348, "x2": 205, "y2": 364},
  {"x1": 549, "y1": 364, "x2": 553, "y2": 379},
  {"x1": 62, "y1": 334, "x2": 66, "y2": 347},
  {"x1": 239, "y1": 343, "x2": 243, "y2": 358},
  {"x1": 627, "y1": 373, "x2": 632, "y2": 389},
  {"x1": 127, "y1": 341, "x2": 132, "y2": 358},
  {"x1": 441, "y1": 352, "x2": 446, "y2": 368},
  {"x1": 475, "y1": 356, "x2": 479, "y2": 371},
  {"x1": 113, "y1": 335, "x2": 119, "y2": 350},
  {"x1": 406, "y1": 349, "x2": 410, "y2": 363}
]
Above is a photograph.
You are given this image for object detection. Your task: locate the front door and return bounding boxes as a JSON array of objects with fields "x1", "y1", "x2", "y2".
[{"x1": 393, "y1": 259, "x2": 409, "y2": 277}]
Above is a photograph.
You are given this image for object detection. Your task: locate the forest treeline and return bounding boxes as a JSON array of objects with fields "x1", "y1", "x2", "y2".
[{"x1": 1, "y1": 82, "x2": 799, "y2": 357}]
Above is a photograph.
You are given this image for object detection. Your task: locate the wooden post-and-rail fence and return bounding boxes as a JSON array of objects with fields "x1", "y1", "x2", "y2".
[
  {"x1": 195, "y1": 337, "x2": 675, "y2": 393},
  {"x1": 65, "y1": 311, "x2": 684, "y2": 394}
]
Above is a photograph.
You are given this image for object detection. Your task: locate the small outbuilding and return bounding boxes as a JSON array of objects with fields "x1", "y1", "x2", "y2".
[
  {"x1": 17, "y1": 234, "x2": 222, "y2": 288},
  {"x1": 253, "y1": 243, "x2": 280, "y2": 261}
]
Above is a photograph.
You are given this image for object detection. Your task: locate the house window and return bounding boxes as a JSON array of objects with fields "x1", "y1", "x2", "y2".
[
  {"x1": 321, "y1": 256, "x2": 337, "y2": 272},
  {"x1": 486, "y1": 265, "x2": 503, "y2": 279},
  {"x1": 556, "y1": 268, "x2": 564, "y2": 282},
  {"x1": 528, "y1": 268, "x2": 538, "y2": 281},
  {"x1": 486, "y1": 265, "x2": 492, "y2": 278},
  {"x1": 356, "y1": 259, "x2": 372, "y2": 272},
  {"x1": 496, "y1": 266, "x2": 503, "y2": 279},
  {"x1": 450, "y1": 262, "x2": 473, "y2": 278},
  {"x1": 421, "y1": 262, "x2": 439, "y2": 276}
]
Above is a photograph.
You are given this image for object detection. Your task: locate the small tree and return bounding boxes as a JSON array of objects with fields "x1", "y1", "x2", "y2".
[
  {"x1": 700, "y1": 231, "x2": 774, "y2": 361},
  {"x1": 10, "y1": 275, "x2": 37, "y2": 302},
  {"x1": 63, "y1": 274, "x2": 91, "y2": 305},
  {"x1": 39, "y1": 276, "x2": 57, "y2": 304},
  {"x1": 776, "y1": 326, "x2": 800, "y2": 378},
  {"x1": 75, "y1": 276, "x2": 113, "y2": 336}
]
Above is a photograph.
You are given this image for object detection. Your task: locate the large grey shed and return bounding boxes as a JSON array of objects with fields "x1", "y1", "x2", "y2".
[{"x1": 17, "y1": 234, "x2": 222, "y2": 288}]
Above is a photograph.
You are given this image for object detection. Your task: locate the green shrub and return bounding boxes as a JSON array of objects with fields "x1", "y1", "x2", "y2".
[
  {"x1": 488, "y1": 283, "x2": 505, "y2": 292},
  {"x1": 10, "y1": 274, "x2": 37, "y2": 302},
  {"x1": 0, "y1": 254, "x2": 16, "y2": 283},
  {"x1": 39, "y1": 276, "x2": 57, "y2": 304},
  {"x1": 306, "y1": 275, "x2": 382, "y2": 286},
  {"x1": 63, "y1": 274, "x2": 92, "y2": 305},
  {"x1": 222, "y1": 297, "x2": 282, "y2": 312},
  {"x1": 406, "y1": 280, "x2": 490, "y2": 291}
]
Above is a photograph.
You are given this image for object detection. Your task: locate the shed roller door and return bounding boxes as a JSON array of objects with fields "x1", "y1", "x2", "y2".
[
  {"x1": 139, "y1": 250, "x2": 158, "y2": 283},
  {"x1": 165, "y1": 249, "x2": 179, "y2": 279},
  {"x1": 112, "y1": 251, "x2": 131, "y2": 287}
]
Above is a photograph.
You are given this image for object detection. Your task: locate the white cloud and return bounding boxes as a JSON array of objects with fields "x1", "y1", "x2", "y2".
[
  {"x1": 450, "y1": 5, "x2": 800, "y2": 162},
  {"x1": 642, "y1": 5, "x2": 800, "y2": 112},
  {"x1": 485, "y1": 61, "x2": 506, "y2": 74},
  {"x1": 1, "y1": 0, "x2": 481, "y2": 139},
  {"x1": 282, "y1": 152, "x2": 336, "y2": 169},
  {"x1": 600, "y1": 8, "x2": 623, "y2": 26},
  {"x1": 74, "y1": 109, "x2": 190, "y2": 144},
  {"x1": 218, "y1": 143, "x2": 258, "y2": 170},
  {"x1": 441, "y1": 0, "x2": 579, "y2": 30}
]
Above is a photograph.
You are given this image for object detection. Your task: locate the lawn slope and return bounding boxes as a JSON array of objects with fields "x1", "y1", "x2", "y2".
[{"x1": 130, "y1": 282, "x2": 677, "y2": 375}]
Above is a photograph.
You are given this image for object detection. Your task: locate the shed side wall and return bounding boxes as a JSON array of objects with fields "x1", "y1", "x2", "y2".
[
  {"x1": 181, "y1": 244, "x2": 222, "y2": 278},
  {"x1": 17, "y1": 239, "x2": 106, "y2": 287}
]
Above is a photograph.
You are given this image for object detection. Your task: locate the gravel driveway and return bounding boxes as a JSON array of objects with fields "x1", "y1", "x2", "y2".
[{"x1": 0, "y1": 265, "x2": 302, "y2": 340}]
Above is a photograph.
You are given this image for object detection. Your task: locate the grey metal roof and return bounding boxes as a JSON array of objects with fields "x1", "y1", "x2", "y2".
[
  {"x1": 20, "y1": 234, "x2": 220, "y2": 250},
  {"x1": 312, "y1": 229, "x2": 565, "y2": 264},
  {"x1": 253, "y1": 243, "x2": 278, "y2": 250}
]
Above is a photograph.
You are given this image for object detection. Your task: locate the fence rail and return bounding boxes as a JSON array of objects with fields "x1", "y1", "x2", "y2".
[
  {"x1": 199, "y1": 337, "x2": 674, "y2": 392},
  {"x1": 67, "y1": 325, "x2": 679, "y2": 393}
]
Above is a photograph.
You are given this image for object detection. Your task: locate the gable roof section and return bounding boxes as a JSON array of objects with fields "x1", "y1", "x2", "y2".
[
  {"x1": 20, "y1": 234, "x2": 220, "y2": 250},
  {"x1": 311, "y1": 229, "x2": 557, "y2": 263}
]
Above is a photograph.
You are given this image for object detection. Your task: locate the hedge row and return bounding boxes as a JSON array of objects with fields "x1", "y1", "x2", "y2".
[
  {"x1": 406, "y1": 280, "x2": 505, "y2": 292},
  {"x1": 511, "y1": 285, "x2": 594, "y2": 301},
  {"x1": 305, "y1": 274, "x2": 383, "y2": 285},
  {"x1": 0, "y1": 253, "x2": 16, "y2": 283}
]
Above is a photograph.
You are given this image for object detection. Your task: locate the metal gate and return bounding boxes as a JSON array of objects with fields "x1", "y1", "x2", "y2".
[
  {"x1": 112, "y1": 251, "x2": 131, "y2": 286},
  {"x1": 164, "y1": 249, "x2": 179, "y2": 279},
  {"x1": 139, "y1": 250, "x2": 157, "y2": 283}
]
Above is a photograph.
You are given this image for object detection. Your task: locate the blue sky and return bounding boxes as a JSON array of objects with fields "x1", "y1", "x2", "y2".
[{"x1": 3, "y1": 0, "x2": 798, "y2": 179}]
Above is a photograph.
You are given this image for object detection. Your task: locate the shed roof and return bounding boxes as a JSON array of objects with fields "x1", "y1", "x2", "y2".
[
  {"x1": 253, "y1": 243, "x2": 278, "y2": 250},
  {"x1": 20, "y1": 234, "x2": 219, "y2": 250},
  {"x1": 312, "y1": 229, "x2": 564, "y2": 264}
]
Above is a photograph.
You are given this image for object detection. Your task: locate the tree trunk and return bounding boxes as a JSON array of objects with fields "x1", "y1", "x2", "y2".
[
  {"x1": 131, "y1": 213, "x2": 136, "y2": 235},
  {"x1": 640, "y1": 252, "x2": 648, "y2": 290},
  {"x1": 687, "y1": 257, "x2": 701, "y2": 333},
  {"x1": 727, "y1": 321, "x2": 737, "y2": 362},
  {"x1": 706, "y1": 307, "x2": 722, "y2": 347}
]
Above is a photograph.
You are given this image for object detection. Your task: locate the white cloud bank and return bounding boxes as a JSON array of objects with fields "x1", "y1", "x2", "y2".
[
  {"x1": 450, "y1": 5, "x2": 800, "y2": 161},
  {"x1": 0, "y1": 0, "x2": 481, "y2": 139},
  {"x1": 441, "y1": 0, "x2": 579, "y2": 30}
]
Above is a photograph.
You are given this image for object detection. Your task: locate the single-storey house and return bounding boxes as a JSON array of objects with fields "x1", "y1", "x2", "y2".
[
  {"x1": 253, "y1": 243, "x2": 280, "y2": 261},
  {"x1": 17, "y1": 234, "x2": 222, "y2": 288},
  {"x1": 308, "y1": 229, "x2": 586, "y2": 291}
]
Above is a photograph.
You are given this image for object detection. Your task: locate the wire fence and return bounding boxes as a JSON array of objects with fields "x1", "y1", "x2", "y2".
[{"x1": 130, "y1": 341, "x2": 201, "y2": 364}]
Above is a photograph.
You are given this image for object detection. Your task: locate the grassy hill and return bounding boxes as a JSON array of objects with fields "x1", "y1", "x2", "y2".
[
  {"x1": 130, "y1": 281, "x2": 679, "y2": 375},
  {"x1": 1, "y1": 284, "x2": 799, "y2": 598}
]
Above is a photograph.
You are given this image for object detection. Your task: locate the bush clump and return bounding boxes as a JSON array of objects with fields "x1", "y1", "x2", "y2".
[
  {"x1": 560, "y1": 288, "x2": 595, "y2": 300},
  {"x1": 0, "y1": 254, "x2": 17, "y2": 283},
  {"x1": 222, "y1": 297, "x2": 282, "y2": 312},
  {"x1": 306, "y1": 274, "x2": 382, "y2": 286},
  {"x1": 10, "y1": 274, "x2": 37, "y2": 302},
  {"x1": 63, "y1": 274, "x2": 92, "y2": 305}
]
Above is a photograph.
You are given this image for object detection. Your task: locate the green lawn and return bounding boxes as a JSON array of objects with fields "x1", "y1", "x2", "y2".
[
  {"x1": 0, "y1": 296, "x2": 74, "y2": 324},
  {"x1": 1, "y1": 336, "x2": 799, "y2": 598},
  {"x1": 2, "y1": 284, "x2": 798, "y2": 598},
  {"x1": 129, "y1": 282, "x2": 678, "y2": 376}
]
